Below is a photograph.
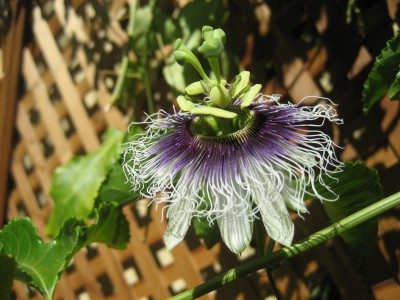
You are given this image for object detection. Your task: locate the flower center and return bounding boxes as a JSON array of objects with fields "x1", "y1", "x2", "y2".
[{"x1": 188, "y1": 107, "x2": 257, "y2": 143}]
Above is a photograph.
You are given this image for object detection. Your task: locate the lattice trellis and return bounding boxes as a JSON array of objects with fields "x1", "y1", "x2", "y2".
[{"x1": 3, "y1": 0, "x2": 400, "y2": 299}]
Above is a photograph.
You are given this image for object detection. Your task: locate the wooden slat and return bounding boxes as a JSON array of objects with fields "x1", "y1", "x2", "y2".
[
  {"x1": 0, "y1": 0, "x2": 27, "y2": 227},
  {"x1": 96, "y1": 245, "x2": 137, "y2": 299},
  {"x1": 11, "y1": 144, "x2": 45, "y2": 231},
  {"x1": 123, "y1": 205, "x2": 171, "y2": 300},
  {"x1": 23, "y1": 49, "x2": 74, "y2": 164},
  {"x1": 16, "y1": 100, "x2": 54, "y2": 193},
  {"x1": 32, "y1": 6, "x2": 100, "y2": 152}
]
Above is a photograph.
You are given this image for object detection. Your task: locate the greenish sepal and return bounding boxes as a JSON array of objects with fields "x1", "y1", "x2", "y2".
[
  {"x1": 185, "y1": 81, "x2": 207, "y2": 95},
  {"x1": 241, "y1": 84, "x2": 262, "y2": 108},
  {"x1": 177, "y1": 95, "x2": 195, "y2": 111},
  {"x1": 233, "y1": 71, "x2": 250, "y2": 97},
  {"x1": 210, "y1": 85, "x2": 230, "y2": 108},
  {"x1": 190, "y1": 106, "x2": 237, "y2": 119}
]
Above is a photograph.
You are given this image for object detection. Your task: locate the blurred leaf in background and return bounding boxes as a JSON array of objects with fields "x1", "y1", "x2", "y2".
[
  {"x1": 313, "y1": 162, "x2": 383, "y2": 254},
  {"x1": 363, "y1": 32, "x2": 400, "y2": 112}
]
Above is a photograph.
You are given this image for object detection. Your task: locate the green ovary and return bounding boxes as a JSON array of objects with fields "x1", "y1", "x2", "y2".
[{"x1": 189, "y1": 107, "x2": 255, "y2": 139}]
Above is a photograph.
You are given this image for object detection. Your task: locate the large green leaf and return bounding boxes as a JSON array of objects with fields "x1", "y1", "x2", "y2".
[
  {"x1": 314, "y1": 162, "x2": 383, "y2": 254},
  {"x1": 363, "y1": 33, "x2": 400, "y2": 112},
  {"x1": 97, "y1": 125, "x2": 144, "y2": 206},
  {"x1": 0, "y1": 218, "x2": 79, "y2": 300},
  {"x1": 0, "y1": 250, "x2": 16, "y2": 300},
  {"x1": 47, "y1": 128, "x2": 125, "y2": 236},
  {"x1": 97, "y1": 159, "x2": 137, "y2": 206},
  {"x1": 389, "y1": 69, "x2": 400, "y2": 100},
  {"x1": 73, "y1": 203, "x2": 130, "y2": 251}
]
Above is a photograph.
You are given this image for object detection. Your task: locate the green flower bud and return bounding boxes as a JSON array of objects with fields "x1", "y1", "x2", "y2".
[
  {"x1": 198, "y1": 38, "x2": 224, "y2": 58},
  {"x1": 198, "y1": 27, "x2": 226, "y2": 59}
]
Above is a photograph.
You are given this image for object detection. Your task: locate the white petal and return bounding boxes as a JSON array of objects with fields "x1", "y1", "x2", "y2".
[
  {"x1": 253, "y1": 193, "x2": 294, "y2": 247},
  {"x1": 217, "y1": 194, "x2": 253, "y2": 254},
  {"x1": 163, "y1": 197, "x2": 193, "y2": 250}
]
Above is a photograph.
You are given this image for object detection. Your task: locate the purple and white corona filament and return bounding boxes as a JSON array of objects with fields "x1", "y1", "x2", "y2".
[{"x1": 123, "y1": 94, "x2": 343, "y2": 254}]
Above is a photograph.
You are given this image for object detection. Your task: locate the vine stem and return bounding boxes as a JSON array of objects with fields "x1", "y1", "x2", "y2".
[
  {"x1": 111, "y1": 0, "x2": 137, "y2": 104},
  {"x1": 264, "y1": 239, "x2": 281, "y2": 300},
  {"x1": 169, "y1": 191, "x2": 400, "y2": 300}
]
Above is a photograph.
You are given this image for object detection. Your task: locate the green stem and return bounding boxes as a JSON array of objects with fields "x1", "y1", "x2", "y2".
[
  {"x1": 143, "y1": 67, "x2": 155, "y2": 115},
  {"x1": 142, "y1": 0, "x2": 157, "y2": 115},
  {"x1": 264, "y1": 239, "x2": 281, "y2": 300},
  {"x1": 111, "y1": 56, "x2": 129, "y2": 104},
  {"x1": 255, "y1": 219, "x2": 265, "y2": 257},
  {"x1": 208, "y1": 57, "x2": 221, "y2": 84},
  {"x1": 169, "y1": 191, "x2": 400, "y2": 300},
  {"x1": 111, "y1": 0, "x2": 137, "y2": 104}
]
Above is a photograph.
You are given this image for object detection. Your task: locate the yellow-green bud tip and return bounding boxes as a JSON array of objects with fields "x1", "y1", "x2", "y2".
[
  {"x1": 185, "y1": 81, "x2": 206, "y2": 95},
  {"x1": 177, "y1": 96, "x2": 195, "y2": 111},
  {"x1": 241, "y1": 84, "x2": 262, "y2": 108}
]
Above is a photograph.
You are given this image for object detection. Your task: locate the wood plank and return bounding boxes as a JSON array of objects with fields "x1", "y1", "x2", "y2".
[
  {"x1": 22, "y1": 49, "x2": 74, "y2": 164},
  {"x1": 123, "y1": 205, "x2": 171, "y2": 299},
  {"x1": 97, "y1": 245, "x2": 137, "y2": 299},
  {"x1": 11, "y1": 147, "x2": 46, "y2": 237},
  {"x1": 69, "y1": 251, "x2": 105, "y2": 299},
  {"x1": 16, "y1": 101, "x2": 53, "y2": 194},
  {"x1": 0, "y1": 0, "x2": 27, "y2": 227}
]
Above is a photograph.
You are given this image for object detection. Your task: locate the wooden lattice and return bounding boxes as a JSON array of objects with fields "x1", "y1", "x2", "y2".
[{"x1": 3, "y1": 1, "x2": 400, "y2": 299}]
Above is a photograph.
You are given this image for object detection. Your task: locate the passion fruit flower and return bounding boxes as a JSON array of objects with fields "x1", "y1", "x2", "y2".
[{"x1": 123, "y1": 27, "x2": 343, "y2": 254}]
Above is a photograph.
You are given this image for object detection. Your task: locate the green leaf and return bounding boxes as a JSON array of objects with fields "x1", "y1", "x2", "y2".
[
  {"x1": 131, "y1": 6, "x2": 181, "y2": 56},
  {"x1": 389, "y1": 69, "x2": 400, "y2": 100},
  {"x1": 67, "y1": 203, "x2": 130, "y2": 252},
  {"x1": 193, "y1": 217, "x2": 221, "y2": 249},
  {"x1": 130, "y1": 6, "x2": 153, "y2": 55},
  {"x1": 47, "y1": 128, "x2": 125, "y2": 236},
  {"x1": 97, "y1": 125, "x2": 144, "y2": 206},
  {"x1": 97, "y1": 160, "x2": 135, "y2": 206},
  {"x1": 314, "y1": 162, "x2": 384, "y2": 254},
  {"x1": 0, "y1": 218, "x2": 79, "y2": 300},
  {"x1": 363, "y1": 33, "x2": 400, "y2": 112},
  {"x1": 178, "y1": 0, "x2": 227, "y2": 42},
  {"x1": 0, "y1": 252, "x2": 16, "y2": 300}
]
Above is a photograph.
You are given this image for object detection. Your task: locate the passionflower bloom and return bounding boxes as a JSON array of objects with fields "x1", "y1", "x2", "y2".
[{"x1": 123, "y1": 27, "x2": 343, "y2": 254}]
